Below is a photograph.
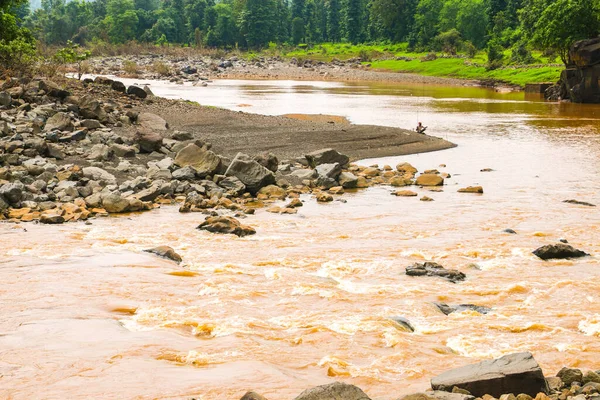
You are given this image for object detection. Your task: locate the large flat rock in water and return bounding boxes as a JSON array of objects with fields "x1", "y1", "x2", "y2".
[{"x1": 431, "y1": 352, "x2": 548, "y2": 398}]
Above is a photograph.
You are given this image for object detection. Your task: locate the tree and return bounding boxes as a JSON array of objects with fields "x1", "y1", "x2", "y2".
[
  {"x1": 103, "y1": 0, "x2": 138, "y2": 43},
  {"x1": 326, "y1": 0, "x2": 341, "y2": 41},
  {"x1": 343, "y1": 0, "x2": 362, "y2": 43},
  {"x1": 522, "y1": 0, "x2": 600, "y2": 64},
  {"x1": 291, "y1": 16, "x2": 304, "y2": 44},
  {"x1": 411, "y1": 0, "x2": 443, "y2": 48},
  {"x1": 239, "y1": 0, "x2": 275, "y2": 48},
  {"x1": 369, "y1": 0, "x2": 417, "y2": 41}
]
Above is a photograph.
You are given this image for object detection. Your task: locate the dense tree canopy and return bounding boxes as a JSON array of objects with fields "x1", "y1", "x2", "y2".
[{"x1": 12, "y1": 0, "x2": 600, "y2": 63}]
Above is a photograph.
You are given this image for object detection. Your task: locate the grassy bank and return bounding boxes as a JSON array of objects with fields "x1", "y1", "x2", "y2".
[{"x1": 270, "y1": 43, "x2": 562, "y2": 87}]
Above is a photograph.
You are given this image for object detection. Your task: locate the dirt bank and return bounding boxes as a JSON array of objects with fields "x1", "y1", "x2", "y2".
[{"x1": 137, "y1": 95, "x2": 456, "y2": 161}]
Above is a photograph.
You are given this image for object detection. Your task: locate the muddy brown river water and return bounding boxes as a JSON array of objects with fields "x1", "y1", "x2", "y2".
[{"x1": 2, "y1": 79, "x2": 600, "y2": 400}]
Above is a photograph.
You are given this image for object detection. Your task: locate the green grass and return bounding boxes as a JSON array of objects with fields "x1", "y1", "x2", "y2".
[{"x1": 269, "y1": 42, "x2": 563, "y2": 87}]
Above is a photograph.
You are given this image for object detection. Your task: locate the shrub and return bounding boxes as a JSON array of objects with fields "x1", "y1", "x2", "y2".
[
  {"x1": 433, "y1": 29, "x2": 462, "y2": 55},
  {"x1": 462, "y1": 41, "x2": 477, "y2": 58},
  {"x1": 54, "y1": 40, "x2": 92, "y2": 79},
  {"x1": 510, "y1": 41, "x2": 535, "y2": 64},
  {"x1": 486, "y1": 40, "x2": 504, "y2": 70},
  {"x1": 358, "y1": 48, "x2": 371, "y2": 62},
  {"x1": 151, "y1": 61, "x2": 170, "y2": 76},
  {"x1": 123, "y1": 60, "x2": 139, "y2": 76}
]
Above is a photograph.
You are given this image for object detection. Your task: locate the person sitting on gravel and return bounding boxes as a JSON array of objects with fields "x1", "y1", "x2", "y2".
[{"x1": 416, "y1": 122, "x2": 427, "y2": 134}]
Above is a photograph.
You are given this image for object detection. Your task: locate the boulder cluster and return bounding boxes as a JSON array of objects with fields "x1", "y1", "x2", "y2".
[{"x1": 235, "y1": 353, "x2": 600, "y2": 400}]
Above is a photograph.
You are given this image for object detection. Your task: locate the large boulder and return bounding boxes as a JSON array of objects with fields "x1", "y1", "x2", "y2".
[
  {"x1": 79, "y1": 95, "x2": 108, "y2": 122},
  {"x1": 39, "y1": 80, "x2": 70, "y2": 99},
  {"x1": 144, "y1": 245, "x2": 182, "y2": 263},
  {"x1": 532, "y1": 244, "x2": 589, "y2": 260},
  {"x1": 431, "y1": 352, "x2": 549, "y2": 398},
  {"x1": 254, "y1": 152, "x2": 278, "y2": 172},
  {"x1": 0, "y1": 91, "x2": 11, "y2": 106},
  {"x1": 45, "y1": 112, "x2": 73, "y2": 132},
  {"x1": 416, "y1": 174, "x2": 444, "y2": 186},
  {"x1": 137, "y1": 112, "x2": 168, "y2": 131},
  {"x1": 225, "y1": 152, "x2": 276, "y2": 194},
  {"x1": 293, "y1": 382, "x2": 371, "y2": 400},
  {"x1": 102, "y1": 193, "x2": 130, "y2": 213},
  {"x1": 219, "y1": 176, "x2": 246, "y2": 195},
  {"x1": 134, "y1": 128, "x2": 163, "y2": 153},
  {"x1": 305, "y1": 148, "x2": 349, "y2": 168},
  {"x1": 316, "y1": 162, "x2": 342, "y2": 179},
  {"x1": 338, "y1": 171, "x2": 359, "y2": 188},
  {"x1": 197, "y1": 216, "x2": 256, "y2": 237},
  {"x1": 0, "y1": 182, "x2": 24, "y2": 205},
  {"x1": 127, "y1": 85, "x2": 147, "y2": 99},
  {"x1": 174, "y1": 144, "x2": 221, "y2": 177}
]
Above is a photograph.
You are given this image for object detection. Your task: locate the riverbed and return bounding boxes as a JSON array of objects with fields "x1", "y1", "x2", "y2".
[{"x1": 1, "y1": 79, "x2": 600, "y2": 400}]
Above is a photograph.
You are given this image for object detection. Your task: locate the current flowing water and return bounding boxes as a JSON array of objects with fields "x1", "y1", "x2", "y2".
[{"x1": 1, "y1": 79, "x2": 600, "y2": 400}]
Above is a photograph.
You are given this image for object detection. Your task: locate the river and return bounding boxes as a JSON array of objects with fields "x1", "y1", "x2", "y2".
[{"x1": 1, "y1": 79, "x2": 600, "y2": 400}]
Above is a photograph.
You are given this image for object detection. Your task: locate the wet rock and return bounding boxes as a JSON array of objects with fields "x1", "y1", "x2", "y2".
[
  {"x1": 390, "y1": 176, "x2": 412, "y2": 187},
  {"x1": 431, "y1": 352, "x2": 549, "y2": 397},
  {"x1": 137, "y1": 112, "x2": 168, "y2": 131},
  {"x1": 174, "y1": 144, "x2": 221, "y2": 177},
  {"x1": 40, "y1": 214, "x2": 65, "y2": 224},
  {"x1": 240, "y1": 392, "x2": 268, "y2": 400},
  {"x1": 420, "y1": 195, "x2": 434, "y2": 201},
  {"x1": 434, "y1": 302, "x2": 491, "y2": 315},
  {"x1": 316, "y1": 193, "x2": 333, "y2": 202},
  {"x1": 338, "y1": 171, "x2": 358, "y2": 188},
  {"x1": 305, "y1": 148, "x2": 349, "y2": 168},
  {"x1": 134, "y1": 128, "x2": 163, "y2": 153},
  {"x1": 399, "y1": 392, "x2": 474, "y2": 400},
  {"x1": 102, "y1": 193, "x2": 130, "y2": 213},
  {"x1": 253, "y1": 152, "x2": 278, "y2": 172},
  {"x1": 396, "y1": 162, "x2": 418, "y2": 174},
  {"x1": 315, "y1": 162, "x2": 342, "y2": 179},
  {"x1": 197, "y1": 216, "x2": 256, "y2": 237},
  {"x1": 225, "y1": 152, "x2": 275, "y2": 194},
  {"x1": 132, "y1": 186, "x2": 161, "y2": 202},
  {"x1": 389, "y1": 316, "x2": 415, "y2": 332},
  {"x1": 458, "y1": 186, "x2": 483, "y2": 193},
  {"x1": 111, "y1": 80, "x2": 126, "y2": 93},
  {"x1": 533, "y1": 244, "x2": 589, "y2": 260},
  {"x1": 557, "y1": 368, "x2": 583, "y2": 386},
  {"x1": 127, "y1": 85, "x2": 147, "y2": 99},
  {"x1": 563, "y1": 199, "x2": 596, "y2": 207},
  {"x1": 393, "y1": 190, "x2": 418, "y2": 197},
  {"x1": 258, "y1": 184, "x2": 286, "y2": 199},
  {"x1": 181, "y1": 66, "x2": 197, "y2": 74},
  {"x1": 293, "y1": 382, "x2": 371, "y2": 400},
  {"x1": 416, "y1": 174, "x2": 444, "y2": 186},
  {"x1": 503, "y1": 229, "x2": 517, "y2": 234},
  {"x1": 406, "y1": 262, "x2": 466, "y2": 283},
  {"x1": 144, "y1": 245, "x2": 182, "y2": 263},
  {"x1": 45, "y1": 112, "x2": 73, "y2": 132},
  {"x1": 219, "y1": 176, "x2": 246, "y2": 196}
]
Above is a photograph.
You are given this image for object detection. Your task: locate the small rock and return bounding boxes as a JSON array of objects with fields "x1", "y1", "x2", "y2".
[
  {"x1": 293, "y1": 382, "x2": 371, "y2": 400},
  {"x1": 316, "y1": 193, "x2": 333, "y2": 202},
  {"x1": 434, "y1": 302, "x2": 491, "y2": 315},
  {"x1": 197, "y1": 216, "x2": 256, "y2": 237},
  {"x1": 45, "y1": 112, "x2": 73, "y2": 132},
  {"x1": 416, "y1": 174, "x2": 444, "y2": 186},
  {"x1": 40, "y1": 214, "x2": 65, "y2": 224},
  {"x1": 102, "y1": 193, "x2": 130, "y2": 213},
  {"x1": 137, "y1": 112, "x2": 168, "y2": 131},
  {"x1": 420, "y1": 196, "x2": 434, "y2": 201},
  {"x1": 240, "y1": 392, "x2": 268, "y2": 400},
  {"x1": 563, "y1": 199, "x2": 595, "y2": 207},
  {"x1": 396, "y1": 162, "x2": 418, "y2": 174},
  {"x1": 111, "y1": 80, "x2": 126, "y2": 93},
  {"x1": 174, "y1": 144, "x2": 222, "y2": 177},
  {"x1": 127, "y1": 85, "x2": 147, "y2": 99},
  {"x1": 134, "y1": 128, "x2": 163, "y2": 153},
  {"x1": 389, "y1": 316, "x2": 415, "y2": 332},
  {"x1": 458, "y1": 186, "x2": 483, "y2": 194},
  {"x1": 503, "y1": 229, "x2": 517, "y2": 234},
  {"x1": 393, "y1": 190, "x2": 418, "y2": 197},
  {"x1": 253, "y1": 152, "x2": 278, "y2": 172},
  {"x1": 338, "y1": 171, "x2": 358, "y2": 188},
  {"x1": 305, "y1": 148, "x2": 349, "y2": 168},
  {"x1": 583, "y1": 371, "x2": 600, "y2": 384},
  {"x1": 406, "y1": 262, "x2": 466, "y2": 283},
  {"x1": 144, "y1": 245, "x2": 182, "y2": 263}
]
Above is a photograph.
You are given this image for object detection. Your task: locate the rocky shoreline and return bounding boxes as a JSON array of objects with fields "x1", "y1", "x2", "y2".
[
  {"x1": 239, "y1": 353, "x2": 600, "y2": 400},
  {"x1": 0, "y1": 75, "x2": 454, "y2": 224},
  {"x1": 87, "y1": 53, "x2": 481, "y2": 87}
]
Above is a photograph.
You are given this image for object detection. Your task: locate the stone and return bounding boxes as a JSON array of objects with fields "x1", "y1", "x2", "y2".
[
  {"x1": 110, "y1": 143, "x2": 136, "y2": 157},
  {"x1": 305, "y1": 148, "x2": 349, "y2": 168},
  {"x1": 287, "y1": 198, "x2": 303, "y2": 208},
  {"x1": 94, "y1": 76, "x2": 114, "y2": 85},
  {"x1": 396, "y1": 162, "x2": 418, "y2": 174},
  {"x1": 132, "y1": 186, "x2": 161, "y2": 202},
  {"x1": 563, "y1": 199, "x2": 596, "y2": 207},
  {"x1": 45, "y1": 112, "x2": 73, "y2": 132},
  {"x1": 134, "y1": 128, "x2": 163, "y2": 153},
  {"x1": 393, "y1": 190, "x2": 418, "y2": 197},
  {"x1": 127, "y1": 85, "x2": 147, "y2": 99},
  {"x1": 174, "y1": 144, "x2": 221, "y2": 177},
  {"x1": 390, "y1": 176, "x2": 412, "y2": 187},
  {"x1": 39, "y1": 80, "x2": 70, "y2": 98},
  {"x1": 416, "y1": 174, "x2": 444, "y2": 186},
  {"x1": 240, "y1": 391, "x2": 268, "y2": 400},
  {"x1": 458, "y1": 186, "x2": 484, "y2": 193},
  {"x1": 79, "y1": 95, "x2": 107, "y2": 122},
  {"x1": 389, "y1": 316, "x2": 415, "y2": 332},
  {"x1": 253, "y1": 152, "x2": 278, "y2": 172},
  {"x1": 290, "y1": 169, "x2": 318, "y2": 180},
  {"x1": 431, "y1": 352, "x2": 549, "y2": 398},
  {"x1": 583, "y1": 371, "x2": 600, "y2": 384},
  {"x1": 545, "y1": 377, "x2": 564, "y2": 392},
  {"x1": 421, "y1": 196, "x2": 434, "y2": 201},
  {"x1": 46, "y1": 143, "x2": 65, "y2": 160},
  {"x1": 316, "y1": 193, "x2": 333, "y2": 202},
  {"x1": 111, "y1": 80, "x2": 126, "y2": 93},
  {"x1": 137, "y1": 112, "x2": 168, "y2": 131},
  {"x1": 315, "y1": 162, "x2": 342, "y2": 179},
  {"x1": 102, "y1": 193, "x2": 130, "y2": 213},
  {"x1": 172, "y1": 166, "x2": 197, "y2": 180},
  {"x1": 434, "y1": 302, "x2": 491, "y2": 315},
  {"x1": 533, "y1": 244, "x2": 589, "y2": 260},
  {"x1": 293, "y1": 382, "x2": 371, "y2": 400},
  {"x1": 82, "y1": 167, "x2": 116, "y2": 184},
  {"x1": 40, "y1": 214, "x2": 65, "y2": 224},
  {"x1": 258, "y1": 185, "x2": 286, "y2": 199},
  {"x1": 197, "y1": 216, "x2": 256, "y2": 237},
  {"x1": 143, "y1": 85, "x2": 154, "y2": 96},
  {"x1": 0, "y1": 182, "x2": 24, "y2": 204},
  {"x1": 432, "y1": 392, "x2": 475, "y2": 400},
  {"x1": 338, "y1": 171, "x2": 358, "y2": 188},
  {"x1": 362, "y1": 167, "x2": 380, "y2": 177},
  {"x1": 80, "y1": 119, "x2": 102, "y2": 129},
  {"x1": 406, "y1": 262, "x2": 466, "y2": 283},
  {"x1": 504, "y1": 229, "x2": 517, "y2": 234},
  {"x1": 557, "y1": 368, "x2": 583, "y2": 387},
  {"x1": 144, "y1": 245, "x2": 182, "y2": 263},
  {"x1": 87, "y1": 144, "x2": 113, "y2": 161},
  {"x1": 0, "y1": 91, "x2": 12, "y2": 106},
  {"x1": 225, "y1": 152, "x2": 275, "y2": 194}
]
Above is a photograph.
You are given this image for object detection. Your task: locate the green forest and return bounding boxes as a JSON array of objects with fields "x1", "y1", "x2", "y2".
[{"x1": 1, "y1": 0, "x2": 600, "y2": 78}]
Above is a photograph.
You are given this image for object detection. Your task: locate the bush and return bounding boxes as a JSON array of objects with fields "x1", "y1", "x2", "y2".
[
  {"x1": 54, "y1": 40, "x2": 92, "y2": 79},
  {"x1": 462, "y1": 41, "x2": 477, "y2": 58},
  {"x1": 358, "y1": 48, "x2": 371, "y2": 62},
  {"x1": 151, "y1": 61, "x2": 170, "y2": 76},
  {"x1": 486, "y1": 40, "x2": 504, "y2": 70},
  {"x1": 433, "y1": 29, "x2": 462, "y2": 55},
  {"x1": 0, "y1": 12, "x2": 37, "y2": 78},
  {"x1": 123, "y1": 60, "x2": 139, "y2": 76},
  {"x1": 510, "y1": 41, "x2": 534, "y2": 64}
]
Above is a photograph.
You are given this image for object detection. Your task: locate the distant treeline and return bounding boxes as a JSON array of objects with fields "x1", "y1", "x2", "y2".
[{"x1": 6, "y1": 0, "x2": 600, "y2": 62}]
